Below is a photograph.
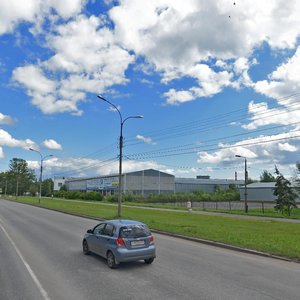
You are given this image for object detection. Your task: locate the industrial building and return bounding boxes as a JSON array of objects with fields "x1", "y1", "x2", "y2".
[
  {"x1": 64, "y1": 169, "x2": 175, "y2": 195},
  {"x1": 55, "y1": 169, "x2": 242, "y2": 195},
  {"x1": 239, "y1": 182, "x2": 300, "y2": 202},
  {"x1": 175, "y1": 177, "x2": 242, "y2": 193},
  {"x1": 53, "y1": 176, "x2": 77, "y2": 191}
]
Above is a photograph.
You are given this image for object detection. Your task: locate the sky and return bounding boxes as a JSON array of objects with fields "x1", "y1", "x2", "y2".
[{"x1": 1, "y1": 0, "x2": 300, "y2": 181}]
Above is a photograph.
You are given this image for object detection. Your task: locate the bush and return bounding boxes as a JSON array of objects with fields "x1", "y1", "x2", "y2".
[
  {"x1": 105, "y1": 194, "x2": 118, "y2": 203},
  {"x1": 53, "y1": 189, "x2": 240, "y2": 203},
  {"x1": 53, "y1": 190, "x2": 103, "y2": 201}
]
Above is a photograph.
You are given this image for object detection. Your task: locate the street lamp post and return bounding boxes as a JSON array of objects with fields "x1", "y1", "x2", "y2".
[
  {"x1": 235, "y1": 155, "x2": 248, "y2": 213},
  {"x1": 29, "y1": 148, "x2": 53, "y2": 204},
  {"x1": 97, "y1": 95, "x2": 143, "y2": 218}
]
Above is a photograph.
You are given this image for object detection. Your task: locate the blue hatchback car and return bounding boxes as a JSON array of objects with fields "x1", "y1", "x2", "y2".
[{"x1": 83, "y1": 220, "x2": 156, "y2": 268}]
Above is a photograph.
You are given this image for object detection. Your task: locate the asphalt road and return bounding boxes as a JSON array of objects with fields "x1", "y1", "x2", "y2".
[{"x1": 0, "y1": 199, "x2": 300, "y2": 300}]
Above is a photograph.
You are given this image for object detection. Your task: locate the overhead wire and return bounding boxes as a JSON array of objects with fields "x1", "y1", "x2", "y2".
[
  {"x1": 52, "y1": 92, "x2": 300, "y2": 176},
  {"x1": 123, "y1": 92, "x2": 300, "y2": 146},
  {"x1": 125, "y1": 121, "x2": 300, "y2": 158}
]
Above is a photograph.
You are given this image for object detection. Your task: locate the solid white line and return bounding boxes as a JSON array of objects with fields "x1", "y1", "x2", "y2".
[{"x1": 0, "y1": 218, "x2": 51, "y2": 300}]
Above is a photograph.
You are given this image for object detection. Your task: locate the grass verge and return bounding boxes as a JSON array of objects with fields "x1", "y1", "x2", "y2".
[{"x1": 3, "y1": 196, "x2": 300, "y2": 260}]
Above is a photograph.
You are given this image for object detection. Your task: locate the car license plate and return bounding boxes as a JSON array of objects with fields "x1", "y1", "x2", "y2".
[{"x1": 131, "y1": 240, "x2": 145, "y2": 247}]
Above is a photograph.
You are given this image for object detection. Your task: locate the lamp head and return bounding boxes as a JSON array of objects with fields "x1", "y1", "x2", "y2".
[{"x1": 97, "y1": 95, "x2": 106, "y2": 101}]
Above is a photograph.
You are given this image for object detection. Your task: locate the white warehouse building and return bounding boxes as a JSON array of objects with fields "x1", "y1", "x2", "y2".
[
  {"x1": 239, "y1": 182, "x2": 300, "y2": 202},
  {"x1": 65, "y1": 169, "x2": 175, "y2": 195},
  {"x1": 55, "y1": 169, "x2": 242, "y2": 195}
]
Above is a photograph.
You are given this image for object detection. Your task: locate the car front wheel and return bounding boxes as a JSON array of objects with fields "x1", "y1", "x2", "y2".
[{"x1": 107, "y1": 251, "x2": 117, "y2": 269}]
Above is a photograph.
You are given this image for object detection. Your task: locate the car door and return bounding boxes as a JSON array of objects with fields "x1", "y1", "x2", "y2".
[
  {"x1": 95, "y1": 223, "x2": 115, "y2": 257},
  {"x1": 88, "y1": 223, "x2": 106, "y2": 254}
]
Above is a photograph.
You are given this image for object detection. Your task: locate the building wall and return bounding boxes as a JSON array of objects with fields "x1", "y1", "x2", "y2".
[
  {"x1": 240, "y1": 184, "x2": 300, "y2": 202},
  {"x1": 64, "y1": 169, "x2": 175, "y2": 195},
  {"x1": 175, "y1": 178, "x2": 242, "y2": 193},
  {"x1": 240, "y1": 187, "x2": 277, "y2": 202},
  {"x1": 53, "y1": 176, "x2": 74, "y2": 191},
  {"x1": 66, "y1": 180, "x2": 87, "y2": 191},
  {"x1": 63, "y1": 169, "x2": 244, "y2": 196},
  {"x1": 124, "y1": 169, "x2": 175, "y2": 195}
]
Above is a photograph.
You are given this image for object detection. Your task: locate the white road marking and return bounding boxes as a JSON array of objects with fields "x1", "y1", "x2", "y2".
[{"x1": 0, "y1": 218, "x2": 51, "y2": 300}]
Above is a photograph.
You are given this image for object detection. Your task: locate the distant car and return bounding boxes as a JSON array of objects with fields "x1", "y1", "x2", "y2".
[{"x1": 82, "y1": 220, "x2": 156, "y2": 268}]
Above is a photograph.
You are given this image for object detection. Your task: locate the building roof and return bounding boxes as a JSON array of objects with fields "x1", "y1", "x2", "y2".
[
  {"x1": 243, "y1": 181, "x2": 299, "y2": 188},
  {"x1": 175, "y1": 178, "x2": 243, "y2": 185},
  {"x1": 244, "y1": 182, "x2": 276, "y2": 188},
  {"x1": 65, "y1": 168, "x2": 174, "y2": 183}
]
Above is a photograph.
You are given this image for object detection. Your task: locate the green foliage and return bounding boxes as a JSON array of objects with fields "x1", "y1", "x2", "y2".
[
  {"x1": 105, "y1": 194, "x2": 118, "y2": 203},
  {"x1": 60, "y1": 184, "x2": 67, "y2": 191},
  {"x1": 296, "y1": 162, "x2": 300, "y2": 194},
  {"x1": 1, "y1": 158, "x2": 36, "y2": 196},
  {"x1": 42, "y1": 178, "x2": 54, "y2": 197},
  {"x1": 260, "y1": 170, "x2": 276, "y2": 182},
  {"x1": 274, "y1": 166, "x2": 297, "y2": 216},
  {"x1": 105, "y1": 189, "x2": 240, "y2": 203},
  {"x1": 54, "y1": 190, "x2": 103, "y2": 201},
  {"x1": 228, "y1": 183, "x2": 238, "y2": 191}
]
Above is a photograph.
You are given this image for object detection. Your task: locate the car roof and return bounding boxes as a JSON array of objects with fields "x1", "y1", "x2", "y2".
[{"x1": 106, "y1": 219, "x2": 145, "y2": 227}]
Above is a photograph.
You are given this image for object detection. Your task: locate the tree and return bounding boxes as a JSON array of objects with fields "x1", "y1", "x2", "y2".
[
  {"x1": 260, "y1": 170, "x2": 276, "y2": 182},
  {"x1": 273, "y1": 166, "x2": 297, "y2": 216},
  {"x1": 8, "y1": 158, "x2": 36, "y2": 197},
  {"x1": 296, "y1": 162, "x2": 300, "y2": 196},
  {"x1": 0, "y1": 172, "x2": 7, "y2": 195},
  {"x1": 41, "y1": 178, "x2": 54, "y2": 197}
]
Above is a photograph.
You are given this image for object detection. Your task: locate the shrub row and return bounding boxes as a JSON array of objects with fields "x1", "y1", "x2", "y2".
[
  {"x1": 53, "y1": 189, "x2": 239, "y2": 203},
  {"x1": 120, "y1": 190, "x2": 240, "y2": 203},
  {"x1": 54, "y1": 190, "x2": 103, "y2": 201}
]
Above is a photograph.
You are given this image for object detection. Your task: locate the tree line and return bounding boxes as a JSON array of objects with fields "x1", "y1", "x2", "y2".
[{"x1": 0, "y1": 158, "x2": 53, "y2": 197}]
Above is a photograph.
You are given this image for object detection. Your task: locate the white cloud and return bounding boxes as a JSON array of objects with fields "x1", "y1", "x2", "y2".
[
  {"x1": 0, "y1": 129, "x2": 36, "y2": 149},
  {"x1": 278, "y1": 142, "x2": 298, "y2": 152},
  {"x1": 255, "y1": 46, "x2": 300, "y2": 101},
  {"x1": 0, "y1": 0, "x2": 86, "y2": 35},
  {"x1": 27, "y1": 156, "x2": 169, "y2": 178},
  {"x1": 0, "y1": 113, "x2": 15, "y2": 125},
  {"x1": 0, "y1": 147, "x2": 4, "y2": 159},
  {"x1": 43, "y1": 139, "x2": 62, "y2": 150},
  {"x1": 197, "y1": 130, "x2": 300, "y2": 165},
  {"x1": 243, "y1": 99, "x2": 300, "y2": 130},
  {"x1": 110, "y1": 0, "x2": 300, "y2": 104},
  {"x1": 13, "y1": 15, "x2": 134, "y2": 115},
  {"x1": 164, "y1": 65, "x2": 232, "y2": 104},
  {"x1": 136, "y1": 134, "x2": 157, "y2": 145}
]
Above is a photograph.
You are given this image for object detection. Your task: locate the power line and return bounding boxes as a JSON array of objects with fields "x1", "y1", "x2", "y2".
[
  {"x1": 126, "y1": 133, "x2": 300, "y2": 160},
  {"x1": 125, "y1": 121, "x2": 300, "y2": 158}
]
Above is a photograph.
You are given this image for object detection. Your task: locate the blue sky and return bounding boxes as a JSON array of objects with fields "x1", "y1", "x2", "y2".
[{"x1": 1, "y1": 0, "x2": 300, "y2": 181}]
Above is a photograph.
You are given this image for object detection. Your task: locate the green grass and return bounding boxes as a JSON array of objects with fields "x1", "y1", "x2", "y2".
[
  {"x1": 3, "y1": 196, "x2": 300, "y2": 260},
  {"x1": 123, "y1": 201, "x2": 300, "y2": 219}
]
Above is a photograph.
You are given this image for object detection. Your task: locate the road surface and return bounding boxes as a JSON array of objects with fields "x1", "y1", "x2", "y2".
[{"x1": 0, "y1": 199, "x2": 299, "y2": 300}]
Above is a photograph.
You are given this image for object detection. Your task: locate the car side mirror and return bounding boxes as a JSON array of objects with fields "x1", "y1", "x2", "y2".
[{"x1": 87, "y1": 229, "x2": 93, "y2": 234}]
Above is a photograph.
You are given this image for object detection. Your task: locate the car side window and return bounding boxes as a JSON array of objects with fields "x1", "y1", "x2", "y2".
[
  {"x1": 93, "y1": 223, "x2": 106, "y2": 235},
  {"x1": 102, "y1": 223, "x2": 114, "y2": 236}
]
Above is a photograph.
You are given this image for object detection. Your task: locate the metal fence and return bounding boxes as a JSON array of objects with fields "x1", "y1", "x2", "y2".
[{"x1": 160, "y1": 201, "x2": 279, "y2": 213}]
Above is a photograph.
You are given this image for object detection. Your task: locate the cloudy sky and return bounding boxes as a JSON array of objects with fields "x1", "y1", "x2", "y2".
[{"x1": 1, "y1": 0, "x2": 300, "y2": 181}]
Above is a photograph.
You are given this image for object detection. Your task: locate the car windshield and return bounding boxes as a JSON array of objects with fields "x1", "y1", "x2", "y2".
[{"x1": 119, "y1": 225, "x2": 151, "y2": 238}]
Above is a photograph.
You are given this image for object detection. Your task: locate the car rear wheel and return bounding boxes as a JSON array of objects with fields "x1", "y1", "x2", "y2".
[
  {"x1": 82, "y1": 240, "x2": 90, "y2": 255},
  {"x1": 144, "y1": 258, "x2": 154, "y2": 264},
  {"x1": 107, "y1": 251, "x2": 117, "y2": 269}
]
